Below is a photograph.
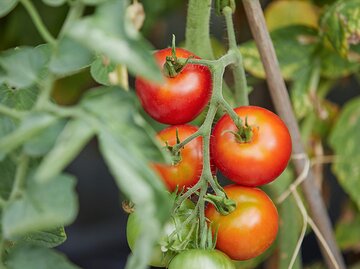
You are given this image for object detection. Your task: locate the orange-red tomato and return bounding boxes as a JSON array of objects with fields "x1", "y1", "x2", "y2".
[
  {"x1": 153, "y1": 125, "x2": 203, "y2": 192},
  {"x1": 205, "y1": 185, "x2": 278, "y2": 261},
  {"x1": 135, "y1": 48, "x2": 212, "y2": 125},
  {"x1": 211, "y1": 106, "x2": 292, "y2": 186}
]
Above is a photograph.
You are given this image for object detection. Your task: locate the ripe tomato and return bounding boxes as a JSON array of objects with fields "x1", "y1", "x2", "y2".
[
  {"x1": 153, "y1": 125, "x2": 203, "y2": 192},
  {"x1": 126, "y1": 200, "x2": 195, "y2": 267},
  {"x1": 205, "y1": 185, "x2": 278, "y2": 261},
  {"x1": 135, "y1": 48, "x2": 212, "y2": 125},
  {"x1": 168, "y1": 249, "x2": 236, "y2": 269},
  {"x1": 211, "y1": 106, "x2": 292, "y2": 186}
]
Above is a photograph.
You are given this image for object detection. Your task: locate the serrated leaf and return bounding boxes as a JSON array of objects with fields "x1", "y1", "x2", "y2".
[
  {"x1": 0, "y1": 0, "x2": 18, "y2": 18},
  {"x1": 263, "y1": 168, "x2": 303, "y2": 269},
  {"x1": 67, "y1": 0, "x2": 162, "y2": 82},
  {"x1": 35, "y1": 119, "x2": 95, "y2": 182},
  {"x1": 79, "y1": 86, "x2": 171, "y2": 269},
  {"x1": 0, "y1": 113, "x2": 58, "y2": 160},
  {"x1": 2, "y1": 174, "x2": 78, "y2": 238},
  {"x1": 239, "y1": 25, "x2": 318, "y2": 80},
  {"x1": 50, "y1": 37, "x2": 93, "y2": 76},
  {"x1": 90, "y1": 56, "x2": 116, "y2": 86},
  {"x1": 42, "y1": 0, "x2": 66, "y2": 6},
  {"x1": 328, "y1": 97, "x2": 360, "y2": 211},
  {"x1": 21, "y1": 227, "x2": 67, "y2": 248},
  {"x1": 0, "y1": 45, "x2": 51, "y2": 89},
  {"x1": 320, "y1": 0, "x2": 360, "y2": 58},
  {"x1": 6, "y1": 245, "x2": 80, "y2": 269}
]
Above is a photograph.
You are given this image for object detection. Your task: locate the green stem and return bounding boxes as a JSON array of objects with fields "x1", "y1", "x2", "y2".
[
  {"x1": 0, "y1": 104, "x2": 25, "y2": 119},
  {"x1": 9, "y1": 154, "x2": 29, "y2": 201},
  {"x1": 223, "y1": 7, "x2": 249, "y2": 106},
  {"x1": 20, "y1": 0, "x2": 56, "y2": 45},
  {"x1": 58, "y1": 0, "x2": 85, "y2": 38},
  {"x1": 185, "y1": 0, "x2": 214, "y2": 59},
  {"x1": 35, "y1": 74, "x2": 55, "y2": 109}
]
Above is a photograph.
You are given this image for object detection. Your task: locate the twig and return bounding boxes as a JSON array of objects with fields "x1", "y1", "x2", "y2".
[{"x1": 241, "y1": 1, "x2": 346, "y2": 268}]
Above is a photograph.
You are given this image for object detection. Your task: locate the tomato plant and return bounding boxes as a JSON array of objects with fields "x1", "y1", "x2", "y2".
[
  {"x1": 206, "y1": 185, "x2": 279, "y2": 260},
  {"x1": 135, "y1": 47, "x2": 212, "y2": 125},
  {"x1": 211, "y1": 106, "x2": 292, "y2": 186},
  {"x1": 168, "y1": 249, "x2": 236, "y2": 269}
]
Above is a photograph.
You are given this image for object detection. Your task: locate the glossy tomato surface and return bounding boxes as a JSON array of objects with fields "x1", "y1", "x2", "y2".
[
  {"x1": 135, "y1": 48, "x2": 212, "y2": 125},
  {"x1": 168, "y1": 249, "x2": 236, "y2": 269},
  {"x1": 153, "y1": 125, "x2": 203, "y2": 192},
  {"x1": 211, "y1": 106, "x2": 292, "y2": 186},
  {"x1": 205, "y1": 185, "x2": 278, "y2": 261}
]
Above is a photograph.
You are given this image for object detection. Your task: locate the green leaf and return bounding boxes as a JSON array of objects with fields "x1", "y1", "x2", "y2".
[
  {"x1": 42, "y1": 0, "x2": 66, "y2": 6},
  {"x1": 0, "y1": 85, "x2": 38, "y2": 112},
  {"x1": 50, "y1": 37, "x2": 93, "y2": 76},
  {"x1": 21, "y1": 227, "x2": 67, "y2": 248},
  {"x1": 0, "y1": 0, "x2": 18, "y2": 18},
  {"x1": 335, "y1": 210, "x2": 360, "y2": 251},
  {"x1": 80, "y1": 86, "x2": 171, "y2": 269},
  {"x1": 0, "y1": 113, "x2": 58, "y2": 160},
  {"x1": 6, "y1": 245, "x2": 80, "y2": 269},
  {"x1": 35, "y1": 119, "x2": 95, "y2": 182},
  {"x1": 23, "y1": 120, "x2": 66, "y2": 157},
  {"x1": 2, "y1": 174, "x2": 78, "y2": 238},
  {"x1": 263, "y1": 168, "x2": 303, "y2": 269},
  {"x1": 239, "y1": 25, "x2": 318, "y2": 80},
  {"x1": 80, "y1": 0, "x2": 107, "y2": 4},
  {"x1": 90, "y1": 56, "x2": 116, "y2": 86},
  {"x1": 328, "y1": 97, "x2": 360, "y2": 211},
  {"x1": 0, "y1": 157, "x2": 16, "y2": 200},
  {"x1": 320, "y1": 0, "x2": 360, "y2": 58},
  {"x1": 0, "y1": 45, "x2": 51, "y2": 89},
  {"x1": 67, "y1": 0, "x2": 162, "y2": 82}
]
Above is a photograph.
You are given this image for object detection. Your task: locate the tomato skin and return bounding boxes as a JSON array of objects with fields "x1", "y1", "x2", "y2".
[
  {"x1": 211, "y1": 106, "x2": 292, "y2": 186},
  {"x1": 205, "y1": 185, "x2": 279, "y2": 261},
  {"x1": 153, "y1": 125, "x2": 203, "y2": 192},
  {"x1": 135, "y1": 48, "x2": 212, "y2": 125},
  {"x1": 168, "y1": 249, "x2": 236, "y2": 269}
]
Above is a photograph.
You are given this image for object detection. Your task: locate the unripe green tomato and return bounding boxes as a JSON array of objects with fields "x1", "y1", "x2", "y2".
[{"x1": 168, "y1": 249, "x2": 236, "y2": 269}]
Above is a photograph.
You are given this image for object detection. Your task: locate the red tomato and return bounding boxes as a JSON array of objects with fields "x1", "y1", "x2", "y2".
[
  {"x1": 135, "y1": 48, "x2": 212, "y2": 125},
  {"x1": 205, "y1": 185, "x2": 278, "y2": 261},
  {"x1": 211, "y1": 106, "x2": 292, "y2": 186},
  {"x1": 153, "y1": 125, "x2": 203, "y2": 192}
]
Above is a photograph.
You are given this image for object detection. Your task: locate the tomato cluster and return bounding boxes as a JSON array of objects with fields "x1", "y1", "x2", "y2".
[{"x1": 127, "y1": 47, "x2": 292, "y2": 268}]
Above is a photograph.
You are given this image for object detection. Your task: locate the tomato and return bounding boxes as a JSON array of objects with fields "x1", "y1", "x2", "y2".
[
  {"x1": 153, "y1": 125, "x2": 203, "y2": 192},
  {"x1": 135, "y1": 48, "x2": 212, "y2": 125},
  {"x1": 205, "y1": 185, "x2": 278, "y2": 261},
  {"x1": 211, "y1": 106, "x2": 292, "y2": 186},
  {"x1": 126, "y1": 200, "x2": 195, "y2": 268},
  {"x1": 168, "y1": 249, "x2": 236, "y2": 269}
]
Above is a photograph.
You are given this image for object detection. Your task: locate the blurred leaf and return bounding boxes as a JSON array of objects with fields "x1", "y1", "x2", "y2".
[
  {"x1": 80, "y1": 0, "x2": 107, "y2": 4},
  {"x1": 263, "y1": 168, "x2": 302, "y2": 269},
  {"x1": 0, "y1": 0, "x2": 18, "y2": 18},
  {"x1": 234, "y1": 244, "x2": 275, "y2": 269},
  {"x1": 265, "y1": 0, "x2": 319, "y2": 31},
  {"x1": 0, "y1": 113, "x2": 58, "y2": 160},
  {"x1": 67, "y1": 0, "x2": 162, "y2": 82},
  {"x1": 0, "y1": 157, "x2": 16, "y2": 200},
  {"x1": 2, "y1": 174, "x2": 78, "y2": 238},
  {"x1": 6, "y1": 245, "x2": 80, "y2": 269},
  {"x1": 50, "y1": 37, "x2": 93, "y2": 76},
  {"x1": 320, "y1": 0, "x2": 360, "y2": 58},
  {"x1": 329, "y1": 97, "x2": 360, "y2": 211},
  {"x1": 21, "y1": 227, "x2": 67, "y2": 248},
  {"x1": 35, "y1": 119, "x2": 95, "y2": 183},
  {"x1": 42, "y1": 0, "x2": 66, "y2": 6},
  {"x1": 90, "y1": 56, "x2": 116, "y2": 86},
  {"x1": 0, "y1": 45, "x2": 51, "y2": 89},
  {"x1": 335, "y1": 206, "x2": 360, "y2": 251},
  {"x1": 305, "y1": 263, "x2": 326, "y2": 269},
  {"x1": 79, "y1": 86, "x2": 171, "y2": 269},
  {"x1": 23, "y1": 120, "x2": 66, "y2": 157},
  {"x1": 239, "y1": 25, "x2": 318, "y2": 80}
]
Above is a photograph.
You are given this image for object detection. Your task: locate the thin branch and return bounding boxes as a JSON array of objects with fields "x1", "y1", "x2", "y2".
[
  {"x1": 241, "y1": 1, "x2": 346, "y2": 268},
  {"x1": 0, "y1": 104, "x2": 25, "y2": 119}
]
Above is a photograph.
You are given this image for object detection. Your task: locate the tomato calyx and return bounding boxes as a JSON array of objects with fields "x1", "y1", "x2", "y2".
[
  {"x1": 205, "y1": 193, "x2": 236, "y2": 215},
  {"x1": 122, "y1": 200, "x2": 135, "y2": 213},
  {"x1": 164, "y1": 128, "x2": 184, "y2": 165},
  {"x1": 224, "y1": 116, "x2": 254, "y2": 143},
  {"x1": 163, "y1": 35, "x2": 193, "y2": 78}
]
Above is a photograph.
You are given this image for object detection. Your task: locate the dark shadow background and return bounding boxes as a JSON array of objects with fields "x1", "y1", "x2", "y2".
[{"x1": 0, "y1": 0, "x2": 359, "y2": 268}]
